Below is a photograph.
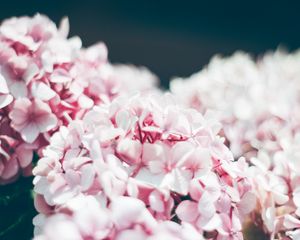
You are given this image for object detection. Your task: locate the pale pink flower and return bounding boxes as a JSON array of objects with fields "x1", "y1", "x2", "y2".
[
  {"x1": 0, "y1": 14, "x2": 159, "y2": 185},
  {"x1": 0, "y1": 14, "x2": 66, "y2": 52},
  {"x1": 33, "y1": 120, "x2": 128, "y2": 206},
  {"x1": 1, "y1": 55, "x2": 39, "y2": 98},
  {"x1": 171, "y1": 50, "x2": 300, "y2": 238},
  {"x1": 34, "y1": 195, "x2": 112, "y2": 240},
  {"x1": 33, "y1": 92, "x2": 253, "y2": 238},
  {"x1": 0, "y1": 115, "x2": 37, "y2": 183},
  {"x1": 34, "y1": 194, "x2": 205, "y2": 240},
  {"x1": 9, "y1": 98, "x2": 57, "y2": 143}
]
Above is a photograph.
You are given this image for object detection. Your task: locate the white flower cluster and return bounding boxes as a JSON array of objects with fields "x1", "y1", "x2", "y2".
[{"x1": 171, "y1": 50, "x2": 300, "y2": 238}]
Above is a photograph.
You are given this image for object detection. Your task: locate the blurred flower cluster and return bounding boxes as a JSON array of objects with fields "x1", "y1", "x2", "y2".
[
  {"x1": 171, "y1": 51, "x2": 300, "y2": 239},
  {"x1": 1, "y1": 14, "x2": 300, "y2": 240}
]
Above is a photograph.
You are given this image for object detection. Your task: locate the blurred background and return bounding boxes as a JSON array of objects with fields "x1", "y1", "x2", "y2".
[{"x1": 0, "y1": 1, "x2": 300, "y2": 88}]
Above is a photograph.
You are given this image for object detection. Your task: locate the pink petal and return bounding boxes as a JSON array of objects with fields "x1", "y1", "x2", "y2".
[
  {"x1": 65, "y1": 169, "x2": 81, "y2": 188},
  {"x1": 1, "y1": 157, "x2": 19, "y2": 180},
  {"x1": 238, "y1": 191, "x2": 256, "y2": 215},
  {"x1": 149, "y1": 191, "x2": 164, "y2": 213},
  {"x1": 50, "y1": 69, "x2": 72, "y2": 83},
  {"x1": 9, "y1": 108, "x2": 28, "y2": 125},
  {"x1": 36, "y1": 114, "x2": 57, "y2": 132},
  {"x1": 21, "y1": 121, "x2": 40, "y2": 143},
  {"x1": 142, "y1": 143, "x2": 164, "y2": 165},
  {"x1": 202, "y1": 214, "x2": 222, "y2": 232},
  {"x1": 110, "y1": 196, "x2": 145, "y2": 229},
  {"x1": 148, "y1": 160, "x2": 165, "y2": 174},
  {"x1": 34, "y1": 194, "x2": 53, "y2": 214},
  {"x1": 293, "y1": 187, "x2": 300, "y2": 207},
  {"x1": 176, "y1": 200, "x2": 198, "y2": 222},
  {"x1": 116, "y1": 229, "x2": 148, "y2": 239},
  {"x1": 284, "y1": 215, "x2": 300, "y2": 229},
  {"x1": 16, "y1": 145, "x2": 33, "y2": 168},
  {"x1": 58, "y1": 17, "x2": 69, "y2": 38},
  {"x1": 80, "y1": 164, "x2": 95, "y2": 191},
  {"x1": 162, "y1": 169, "x2": 191, "y2": 195},
  {"x1": 117, "y1": 139, "x2": 142, "y2": 165},
  {"x1": 198, "y1": 191, "x2": 216, "y2": 219},
  {"x1": 172, "y1": 141, "x2": 194, "y2": 164},
  {"x1": 23, "y1": 63, "x2": 39, "y2": 84}
]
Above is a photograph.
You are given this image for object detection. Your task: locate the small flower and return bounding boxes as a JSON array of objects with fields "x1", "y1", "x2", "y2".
[{"x1": 9, "y1": 98, "x2": 57, "y2": 143}]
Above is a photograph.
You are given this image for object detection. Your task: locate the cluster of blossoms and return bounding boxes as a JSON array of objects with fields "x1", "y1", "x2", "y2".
[
  {"x1": 0, "y1": 14, "x2": 157, "y2": 184},
  {"x1": 4, "y1": 13, "x2": 300, "y2": 240},
  {"x1": 170, "y1": 51, "x2": 300, "y2": 239},
  {"x1": 34, "y1": 194, "x2": 204, "y2": 240},
  {"x1": 33, "y1": 92, "x2": 255, "y2": 239}
]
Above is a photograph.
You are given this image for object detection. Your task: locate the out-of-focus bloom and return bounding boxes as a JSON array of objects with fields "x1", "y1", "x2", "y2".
[
  {"x1": 34, "y1": 194, "x2": 204, "y2": 240},
  {"x1": 171, "y1": 51, "x2": 300, "y2": 157},
  {"x1": 170, "y1": 50, "x2": 300, "y2": 238}
]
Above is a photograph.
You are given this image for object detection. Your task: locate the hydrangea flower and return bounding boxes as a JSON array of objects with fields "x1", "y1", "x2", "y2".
[
  {"x1": 3, "y1": 13, "x2": 297, "y2": 239},
  {"x1": 33, "y1": 92, "x2": 254, "y2": 238},
  {"x1": 170, "y1": 50, "x2": 300, "y2": 238},
  {"x1": 0, "y1": 14, "x2": 158, "y2": 183},
  {"x1": 33, "y1": 194, "x2": 204, "y2": 240}
]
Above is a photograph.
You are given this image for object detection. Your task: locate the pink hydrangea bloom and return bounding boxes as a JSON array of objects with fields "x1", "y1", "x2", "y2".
[
  {"x1": 34, "y1": 194, "x2": 204, "y2": 240},
  {"x1": 171, "y1": 51, "x2": 300, "y2": 158},
  {"x1": 4, "y1": 13, "x2": 297, "y2": 239},
  {"x1": 171, "y1": 50, "x2": 300, "y2": 238},
  {"x1": 0, "y1": 14, "x2": 158, "y2": 183},
  {"x1": 0, "y1": 113, "x2": 38, "y2": 183},
  {"x1": 33, "y1": 92, "x2": 254, "y2": 238}
]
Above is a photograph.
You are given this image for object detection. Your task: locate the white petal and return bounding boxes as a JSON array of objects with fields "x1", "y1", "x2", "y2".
[
  {"x1": 202, "y1": 214, "x2": 222, "y2": 231},
  {"x1": 59, "y1": 17, "x2": 70, "y2": 38},
  {"x1": 198, "y1": 191, "x2": 216, "y2": 219},
  {"x1": 284, "y1": 215, "x2": 300, "y2": 229},
  {"x1": 50, "y1": 70, "x2": 72, "y2": 83},
  {"x1": 116, "y1": 109, "x2": 131, "y2": 131},
  {"x1": 0, "y1": 94, "x2": 13, "y2": 108},
  {"x1": 162, "y1": 169, "x2": 191, "y2": 195},
  {"x1": 80, "y1": 165, "x2": 95, "y2": 191},
  {"x1": 0, "y1": 74, "x2": 9, "y2": 94},
  {"x1": 238, "y1": 191, "x2": 257, "y2": 215},
  {"x1": 10, "y1": 81, "x2": 27, "y2": 98},
  {"x1": 176, "y1": 200, "x2": 198, "y2": 222},
  {"x1": 31, "y1": 82, "x2": 56, "y2": 101},
  {"x1": 36, "y1": 114, "x2": 57, "y2": 132},
  {"x1": 23, "y1": 63, "x2": 39, "y2": 84},
  {"x1": 21, "y1": 122, "x2": 40, "y2": 143}
]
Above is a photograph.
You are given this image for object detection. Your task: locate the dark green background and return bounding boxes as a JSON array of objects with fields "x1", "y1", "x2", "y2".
[{"x1": 1, "y1": 0, "x2": 300, "y2": 88}]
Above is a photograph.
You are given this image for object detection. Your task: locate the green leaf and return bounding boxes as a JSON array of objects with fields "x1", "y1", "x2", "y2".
[{"x1": 0, "y1": 176, "x2": 36, "y2": 240}]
